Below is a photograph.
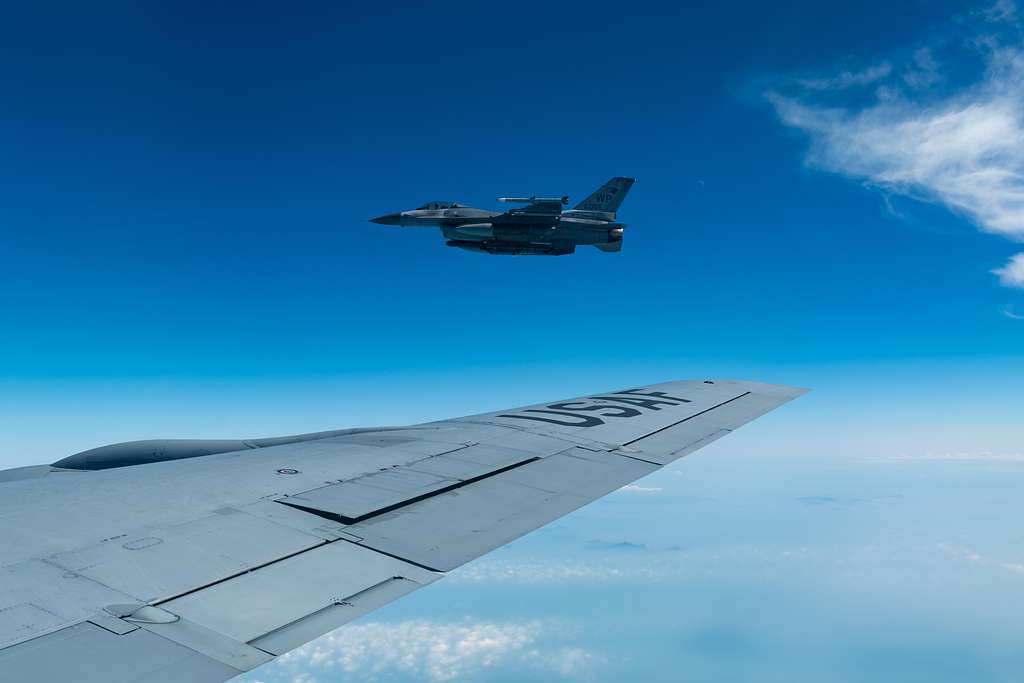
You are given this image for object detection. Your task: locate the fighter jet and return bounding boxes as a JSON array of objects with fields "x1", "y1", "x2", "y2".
[
  {"x1": 0, "y1": 378, "x2": 805, "y2": 682},
  {"x1": 371, "y1": 176, "x2": 635, "y2": 255}
]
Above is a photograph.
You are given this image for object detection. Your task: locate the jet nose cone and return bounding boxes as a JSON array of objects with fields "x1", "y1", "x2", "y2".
[{"x1": 371, "y1": 212, "x2": 402, "y2": 226}]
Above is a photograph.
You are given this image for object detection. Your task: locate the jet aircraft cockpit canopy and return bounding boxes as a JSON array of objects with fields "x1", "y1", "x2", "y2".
[{"x1": 416, "y1": 201, "x2": 463, "y2": 210}]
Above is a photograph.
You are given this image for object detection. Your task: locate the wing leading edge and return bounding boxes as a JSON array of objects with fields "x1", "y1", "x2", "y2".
[{"x1": 0, "y1": 379, "x2": 806, "y2": 682}]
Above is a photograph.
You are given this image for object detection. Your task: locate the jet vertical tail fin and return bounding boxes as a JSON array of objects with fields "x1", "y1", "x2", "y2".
[{"x1": 573, "y1": 177, "x2": 635, "y2": 214}]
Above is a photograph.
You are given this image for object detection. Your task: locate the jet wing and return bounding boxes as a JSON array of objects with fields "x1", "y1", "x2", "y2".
[
  {"x1": 0, "y1": 379, "x2": 805, "y2": 682},
  {"x1": 498, "y1": 195, "x2": 567, "y2": 218}
]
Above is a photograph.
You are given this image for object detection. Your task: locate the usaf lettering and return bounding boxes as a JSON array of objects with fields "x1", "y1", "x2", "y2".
[{"x1": 498, "y1": 388, "x2": 693, "y2": 428}]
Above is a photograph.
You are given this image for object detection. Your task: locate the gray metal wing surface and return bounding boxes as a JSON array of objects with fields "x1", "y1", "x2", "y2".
[{"x1": 0, "y1": 379, "x2": 805, "y2": 682}]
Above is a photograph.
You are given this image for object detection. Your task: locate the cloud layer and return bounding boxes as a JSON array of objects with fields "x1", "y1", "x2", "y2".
[
  {"x1": 245, "y1": 619, "x2": 603, "y2": 683},
  {"x1": 766, "y1": 3, "x2": 1024, "y2": 285}
]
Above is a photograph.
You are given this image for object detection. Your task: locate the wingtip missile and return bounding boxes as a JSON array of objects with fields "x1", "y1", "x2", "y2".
[{"x1": 497, "y1": 195, "x2": 569, "y2": 205}]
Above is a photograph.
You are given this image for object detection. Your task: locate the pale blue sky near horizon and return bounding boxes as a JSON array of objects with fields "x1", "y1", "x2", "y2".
[{"x1": 2, "y1": 1, "x2": 1024, "y2": 680}]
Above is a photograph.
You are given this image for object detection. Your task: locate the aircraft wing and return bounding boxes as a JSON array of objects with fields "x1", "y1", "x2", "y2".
[
  {"x1": 499, "y1": 196, "x2": 566, "y2": 217},
  {"x1": 0, "y1": 379, "x2": 805, "y2": 682}
]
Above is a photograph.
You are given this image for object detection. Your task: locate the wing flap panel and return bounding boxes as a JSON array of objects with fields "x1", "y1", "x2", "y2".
[
  {"x1": 343, "y1": 448, "x2": 658, "y2": 571},
  {"x1": 249, "y1": 576, "x2": 423, "y2": 655},
  {"x1": 160, "y1": 540, "x2": 439, "y2": 645},
  {"x1": 0, "y1": 559, "x2": 136, "y2": 650},
  {"x1": 277, "y1": 444, "x2": 539, "y2": 523},
  {"x1": 46, "y1": 508, "x2": 326, "y2": 604},
  {"x1": 0, "y1": 622, "x2": 238, "y2": 683}
]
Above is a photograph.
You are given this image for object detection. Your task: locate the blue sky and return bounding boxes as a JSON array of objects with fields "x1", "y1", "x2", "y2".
[{"x1": 2, "y1": 1, "x2": 1024, "y2": 680}]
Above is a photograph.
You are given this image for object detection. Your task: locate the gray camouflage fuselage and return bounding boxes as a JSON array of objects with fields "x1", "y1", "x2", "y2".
[{"x1": 371, "y1": 177, "x2": 634, "y2": 256}]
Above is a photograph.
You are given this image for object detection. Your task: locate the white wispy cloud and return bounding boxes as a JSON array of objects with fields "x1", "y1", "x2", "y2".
[
  {"x1": 902, "y1": 48, "x2": 943, "y2": 89},
  {"x1": 248, "y1": 620, "x2": 604, "y2": 683},
  {"x1": 886, "y1": 451, "x2": 1024, "y2": 461},
  {"x1": 768, "y1": 55, "x2": 1024, "y2": 239},
  {"x1": 993, "y1": 252, "x2": 1024, "y2": 286},
  {"x1": 448, "y1": 546, "x2": 814, "y2": 586},
  {"x1": 766, "y1": 2, "x2": 1024, "y2": 285},
  {"x1": 796, "y1": 62, "x2": 893, "y2": 91},
  {"x1": 1003, "y1": 303, "x2": 1024, "y2": 317},
  {"x1": 619, "y1": 483, "x2": 663, "y2": 494},
  {"x1": 938, "y1": 542, "x2": 1024, "y2": 577},
  {"x1": 451, "y1": 559, "x2": 640, "y2": 584},
  {"x1": 983, "y1": 0, "x2": 1018, "y2": 21}
]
